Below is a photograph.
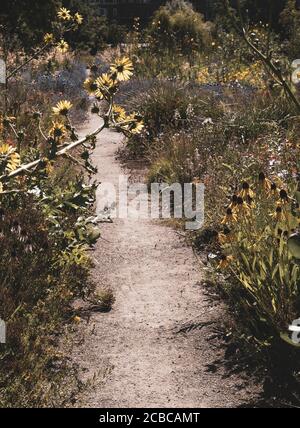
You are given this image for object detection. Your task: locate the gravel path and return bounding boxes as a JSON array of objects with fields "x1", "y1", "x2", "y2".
[{"x1": 73, "y1": 115, "x2": 260, "y2": 408}]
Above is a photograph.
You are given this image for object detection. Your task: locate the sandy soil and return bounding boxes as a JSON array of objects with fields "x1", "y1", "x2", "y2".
[{"x1": 73, "y1": 115, "x2": 261, "y2": 408}]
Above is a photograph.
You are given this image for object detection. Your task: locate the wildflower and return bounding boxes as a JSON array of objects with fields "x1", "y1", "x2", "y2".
[
  {"x1": 112, "y1": 105, "x2": 126, "y2": 123},
  {"x1": 52, "y1": 100, "x2": 73, "y2": 116},
  {"x1": 110, "y1": 57, "x2": 134, "y2": 81},
  {"x1": 57, "y1": 7, "x2": 72, "y2": 21},
  {"x1": 270, "y1": 182, "x2": 278, "y2": 195},
  {"x1": 218, "y1": 254, "x2": 234, "y2": 269},
  {"x1": 228, "y1": 194, "x2": 238, "y2": 209},
  {"x1": 57, "y1": 40, "x2": 69, "y2": 54},
  {"x1": 125, "y1": 113, "x2": 144, "y2": 134},
  {"x1": 0, "y1": 143, "x2": 20, "y2": 172},
  {"x1": 221, "y1": 207, "x2": 237, "y2": 224},
  {"x1": 49, "y1": 121, "x2": 66, "y2": 139},
  {"x1": 83, "y1": 78, "x2": 98, "y2": 95},
  {"x1": 234, "y1": 196, "x2": 251, "y2": 216},
  {"x1": 0, "y1": 143, "x2": 11, "y2": 155},
  {"x1": 43, "y1": 33, "x2": 54, "y2": 44},
  {"x1": 239, "y1": 181, "x2": 254, "y2": 199},
  {"x1": 73, "y1": 316, "x2": 81, "y2": 323},
  {"x1": 218, "y1": 227, "x2": 233, "y2": 244},
  {"x1": 279, "y1": 189, "x2": 289, "y2": 203},
  {"x1": 272, "y1": 205, "x2": 283, "y2": 222},
  {"x1": 6, "y1": 152, "x2": 20, "y2": 172},
  {"x1": 74, "y1": 12, "x2": 83, "y2": 25},
  {"x1": 95, "y1": 73, "x2": 115, "y2": 99},
  {"x1": 258, "y1": 172, "x2": 271, "y2": 192}
]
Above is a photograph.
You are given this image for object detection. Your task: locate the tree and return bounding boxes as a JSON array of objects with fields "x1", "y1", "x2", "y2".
[
  {"x1": 0, "y1": 0, "x2": 60, "y2": 57},
  {"x1": 62, "y1": 0, "x2": 126, "y2": 53},
  {"x1": 149, "y1": 0, "x2": 213, "y2": 58},
  {"x1": 280, "y1": 0, "x2": 300, "y2": 57}
]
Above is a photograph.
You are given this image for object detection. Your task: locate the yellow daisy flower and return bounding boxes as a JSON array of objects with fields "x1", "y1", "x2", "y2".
[
  {"x1": 218, "y1": 228, "x2": 234, "y2": 244},
  {"x1": 52, "y1": 100, "x2": 73, "y2": 116},
  {"x1": 8, "y1": 152, "x2": 20, "y2": 171},
  {"x1": 0, "y1": 143, "x2": 20, "y2": 172},
  {"x1": 234, "y1": 196, "x2": 251, "y2": 216},
  {"x1": 112, "y1": 105, "x2": 126, "y2": 123},
  {"x1": 57, "y1": 40, "x2": 69, "y2": 54},
  {"x1": 74, "y1": 12, "x2": 83, "y2": 25},
  {"x1": 125, "y1": 113, "x2": 144, "y2": 134},
  {"x1": 57, "y1": 7, "x2": 72, "y2": 21},
  {"x1": 95, "y1": 73, "x2": 115, "y2": 99},
  {"x1": 272, "y1": 205, "x2": 283, "y2": 222},
  {"x1": 279, "y1": 189, "x2": 289, "y2": 204},
  {"x1": 110, "y1": 57, "x2": 134, "y2": 81},
  {"x1": 83, "y1": 78, "x2": 98, "y2": 95},
  {"x1": 0, "y1": 143, "x2": 11, "y2": 155},
  {"x1": 44, "y1": 33, "x2": 54, "y2": 44},
  {"x1": 221, "y1": 207, "x2": 238, "y2": 224},
  {"x1": 239, "y1": 181, "x2": 255, "y2": 199},
  {"x1": 258, "y1": 172, "x2": 272, "y2": 192},
  {"x1": 49, "y1": 121, "x2": 66, "y2": 139}
]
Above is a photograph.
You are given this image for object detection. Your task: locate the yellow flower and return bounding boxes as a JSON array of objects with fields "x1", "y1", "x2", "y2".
[
  {"x1": 49, "y1": 121, "x2": 66, "y2": 139},
  {"x1": 125, "y1": 113, "x2": 144, "y2": 134},
  {"x1": 234, "y1": 196, "x2": 251, "y2": 216},
  {"x1": 57, "y1": 7, "x2": 72, "y2": 21},
  {"x1": 239, "y1": 181, "x2": 255, "y2": 199},
  {"x1": 228, "y1": 194, "x2": 238, "y2": 210},
  {"x1": 221, "y1": 207, "x2": 238, "y2": 224},
  {"x1": 270, "y1": 182, "x2": 278, "y2": 196},
  {"x1": 272, "y1": 205, "x2": 283, "y2": 222},
  {"x1": 218, "y1": 229, "x2": 234, "y2": 244},
  {"x1": 8, "y1": 152, "x2": 21, "y2": 172},
  {"x1": 110, "y1": 57, "x2": 134, "y2": 81},
  {"x1": 52, "y1": 100, "x2": 73, "y2": 116},
  {"x1": 83, "y1": 78, "x2": 98, "y2": 95},
  {"x1": 0, "y1": 143, "x2": 20, "y2": 172},
  {"x1": 112, "y1": 105, "x2": 126, "y2": 123},
  {"x1": 95, "y1": 73, "x2": 115, "y2": 99},
  {"x1": 74, "y1": 12, "x2": 83, "y2": 25},
  {"x1": 218, "y1": 255, "x2": 234, "y2": 269},
  {"x1": 0, "y1": 143, "x2": 11, "y2": 155},
  {"x1": 73, "y1": 316, "x2": 81, "y2": 323},
  {"x1": 258, "y1": 172, "x2": 272, "y2": 192},
  {"x1": 57, "y1": 40, "x2": 69, "y2": 54},
  {"x1": 279, "y1": 189, "x2": 289, "y2": 204},
  {"x1": 44, "y1": 33, "x2": 54, "y2": 44}
]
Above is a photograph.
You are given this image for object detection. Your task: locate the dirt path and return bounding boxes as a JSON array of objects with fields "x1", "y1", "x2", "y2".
[{"x1": 73, "y1": 115, "x2": 260, "y2": 408}]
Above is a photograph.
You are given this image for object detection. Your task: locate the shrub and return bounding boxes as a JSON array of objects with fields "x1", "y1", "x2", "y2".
[{"x1": 149, "y1": 0, "x2": 213, "y2": 59}]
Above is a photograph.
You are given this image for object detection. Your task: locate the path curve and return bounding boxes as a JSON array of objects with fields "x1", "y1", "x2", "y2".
[{"x1": 74, "y1": 115, "x2": 259, "y2": 408}]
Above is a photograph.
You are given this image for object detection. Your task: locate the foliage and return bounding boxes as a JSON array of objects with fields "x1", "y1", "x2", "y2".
[
  {"x1": 280, "y1": 0, "x2": 300, "y2": 59},
  {"x1": 217, "y1": 176, "x2": 300, "y2": 344},
  {"x1": 0, "y1": 0, "x2": 60, "y2": 53},
  {"x1": 0, "y1": 6, "x2": 143, "y2": 407},
  {"x1": 148, "y1": 0, "x2": 213, "y2": 59}
]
